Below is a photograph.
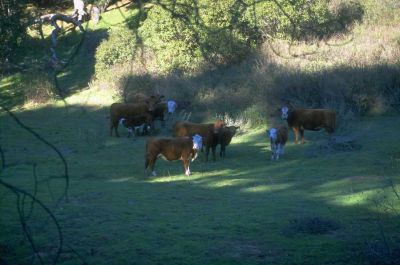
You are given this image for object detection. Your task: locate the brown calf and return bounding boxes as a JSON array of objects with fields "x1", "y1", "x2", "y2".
[
  {"x1": 267, "y1": 125, "x2": 288, "y2": 160},
  {"x1": 281, "y1": 107, "x2": 336, "y2": 144},
  {"x1": 144, "y1": 135, "x2": 203, "y2": 176}
]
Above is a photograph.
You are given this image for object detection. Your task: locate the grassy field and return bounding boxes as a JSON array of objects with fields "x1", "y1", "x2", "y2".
[
  {"x1": 1, "y1": 1, "x2": 400, "y2": 264},
  {"x1": 1, "y1": 94, "x2": 400, "y2": 264}
]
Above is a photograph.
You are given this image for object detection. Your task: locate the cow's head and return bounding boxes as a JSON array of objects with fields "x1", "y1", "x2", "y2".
[
  {"x1": 222, "y1": 126, "x2": 239, "y2": 145},
  {"x1": 167, "y1": 100, "x2": 177, "y2": 114},
  {"x1": 146, "y1": 95, "x2": 165, "y2": 112},
  {"x1": 192, "y1": 134, "x2": 203, "y2": 150},
  {"x1": 267, "y1": 128, "x2": 278, "y2": 141},
  {"x1": 213, "y1": 119, "x2": 225, "y2": 134},
  {"x1": 281, "y1": 106, "x2": 290, "y2": 120}
]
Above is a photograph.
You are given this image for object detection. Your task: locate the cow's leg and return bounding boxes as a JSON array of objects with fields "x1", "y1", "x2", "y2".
[
  {"x1": 280, "y1": 144, "x2": 285, "y2": 155},
  {"x1": 183, "y1": 159, "x2": 190, "y2": 176},
  {"x1": 276, "y1": 143, "x2": 281, "y2": 160},
  {"x1": 205, "y1": 145, "x2": 210, "y2": 162},
  {"x1": 110, "y1": 120, "x2": 118, "y2": 137},
  {"x1": 271, "y1": 143, "x2": 276, "y2": 160},
  {"x1": 300, "y1": 128, "x2": 305, "y2": 144},
  {"x1": 145, "y1": 155, "x2": 157, "y2": 176},
  {"x1": 212, "y1": 145, "x2": 216, "y2": 161},
  {"x1": 293, "y1": 127, "x2": 299, "y2": 144},
  {"x1": 220, "y1": 145, "x2": 225, "y2": 158},
  {"x1": 112, "y1": 120, "x2": 120, "y2": 137}
]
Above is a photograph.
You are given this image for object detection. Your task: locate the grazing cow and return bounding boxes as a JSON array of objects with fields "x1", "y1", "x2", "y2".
[
  {"x1": 119, "y1": 113, "x2": 154, "y2": 137},
  {"x1": 267, "y1": 125, "x2": 288, "y2": 160},
  {"x1": 144, "y1": 134, "x2": 203, "y2": 176},
  {"x1": 172, "y1": 120, "x2": 225, "y2": 161},
  {"x1": 281, "y1": 107, "x2": 336, "y2": 144},
  {"x1": 110, "y1": 95, "x2": 162, "y2": 137}
]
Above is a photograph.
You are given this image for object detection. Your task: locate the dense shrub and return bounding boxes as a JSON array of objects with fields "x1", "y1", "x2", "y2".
[
  {"x1": 138, "y1": 0, "x2": 262, "y2": 73},
  {"x1": 95, "y1": 27, "x2": 138, "y2": 77},
  {"x1": 260, "y1": 0, "x2": 364, "y2": 40},
  {"x1": 137, "y1": 0, "x2": 364, "y2": 73}
]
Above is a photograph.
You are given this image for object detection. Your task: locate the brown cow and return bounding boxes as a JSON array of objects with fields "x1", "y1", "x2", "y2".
[
  {"x1": 267, "y1": 125, "x2": 288, "y2": 160},
  {"x1": 173, "y1": 120, "x2": 236, "y2": 160},
  {"x1": 144, "y1": 135, "x2": 203, "y2": 176},
  {"x1": 172, "y1": 120, "x2": 225, "y2": 161},
  {"x1": 220, "y1": 126, "x2": 239, "y2": 157},
  {"x1": 281, "y1": 106, "x2": 336, "y2": 144},
  {"x1": 109, "y1": 96, "x2": 162, "y2": 137},
  {"x1": 209, "y1": 125, "x2": 239, "y2": 158}
]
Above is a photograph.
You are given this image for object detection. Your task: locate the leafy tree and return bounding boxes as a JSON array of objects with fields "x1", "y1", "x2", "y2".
[
  {"x1": 136, "y1": 0, "x2": 362, "y2": 73},
  {"x1": 0, "y1": 0, "x2": 26, "y2": 65}
]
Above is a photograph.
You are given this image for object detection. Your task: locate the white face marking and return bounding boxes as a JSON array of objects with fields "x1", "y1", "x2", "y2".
[
  {"x1": 281, "y1": 107, "x2": 289, "y2": 120},
  {"x1": 192, "y1": 134, "x2": 203, "y2": 150},
  {"x1": 167, "y1": 100, "x2": 177, "y2": 114},
  {"x1": 268, "y1": 128, "x2": 278, "y2": 141},
  {"x1": 119, "y1": 118, "x2": 126, "y2": 125}
]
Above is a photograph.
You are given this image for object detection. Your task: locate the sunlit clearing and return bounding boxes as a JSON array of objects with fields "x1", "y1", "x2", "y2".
[
  {"x1": 241, "y1": 183, "x2": 293, "y2": 193},
  {"x1": 65, "y1": 85, "x2": 116, "y2": 106},
  {"x1": 207, "y1": 178, "x2": 254, "y2": 188},
  {"x1": 330, "y1": 190, "x2": 382, "y2": 207}
]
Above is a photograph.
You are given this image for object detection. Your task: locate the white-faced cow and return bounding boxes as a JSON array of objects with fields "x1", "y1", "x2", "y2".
[
  {"x1": 281, "y1": 106, "x2": 336, "y2": 144},
  {"x1": 151, "y1": 100, "x2": 178, "y2": 128},
  {"x1": 144, "y1": 134, "x2": 203, "y2": 176},
  {"x1": 267, "y1": 125, "x2": 288, "y2": 160}
]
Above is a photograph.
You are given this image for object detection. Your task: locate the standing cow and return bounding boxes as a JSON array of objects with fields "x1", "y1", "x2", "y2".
[
  {"x1": 145, "y1": 134, "x2": 203, "y2": 176},
  {"x1": 267, "y1": 125, "x2": 288, "y2": 160},
  {"x1": 281, "y1": 107, "x2": 336, "y2": 144},
  {"x1": 172, "y1": 120, "x2": 226, "y2": 161}
]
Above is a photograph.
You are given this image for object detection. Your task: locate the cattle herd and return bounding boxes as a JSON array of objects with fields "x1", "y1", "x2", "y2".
[{"x1": 109, "y1": 93, "x2": 337, "y2": 176}]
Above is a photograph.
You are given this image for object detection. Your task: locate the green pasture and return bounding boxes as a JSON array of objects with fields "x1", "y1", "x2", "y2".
[{"x1": 1, "y1": 101, "x2": 399, "y2": 265}]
